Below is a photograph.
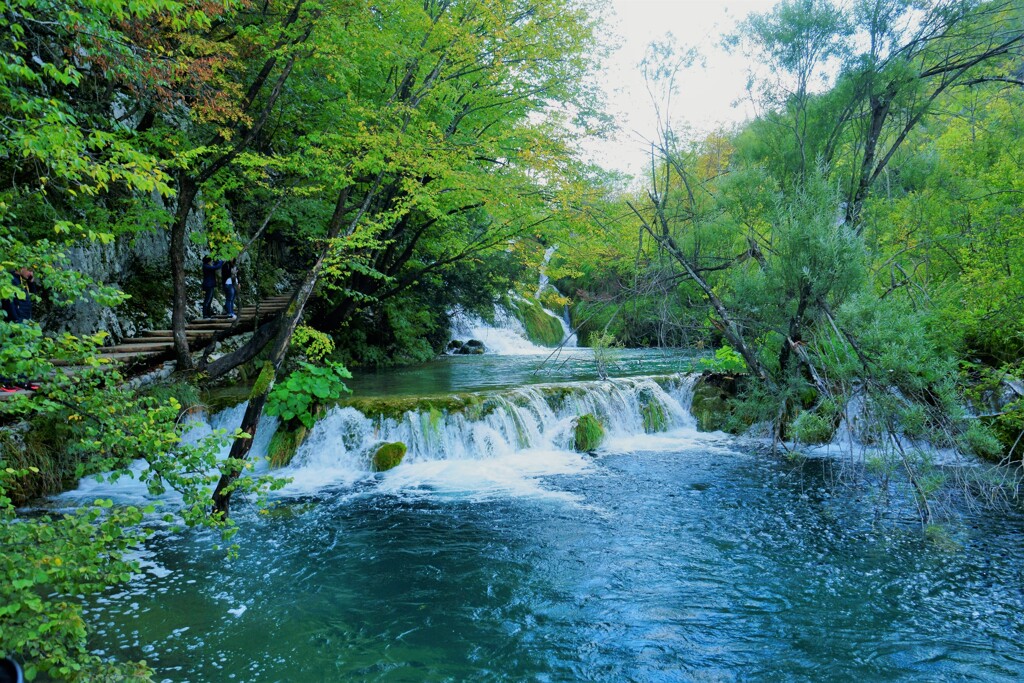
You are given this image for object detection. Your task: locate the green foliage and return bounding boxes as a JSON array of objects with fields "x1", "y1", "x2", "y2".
[
  {"x1": 590, "y1": 330, "x2": 621, "y2": 380},
  {"x1": 291, "y1": 327, "x2": 336, "y2": 363},
  {"x1": 962, "y1": 422, "x2": 1005, "y2": 462},
  {"x1": 791, "y1": 410, "x2": 834, "y2": 445},
  {"x1": 573, "y1": 413, "x2": 605, "y2": 452},
  {"x1": 265, "y1": 361, "x2": 352, "y2": 429},
  {"x1": 697, "y1": 345, "x2": 748, "y2": 375},
  {"x1": 371, "y1": 442, "x2": 407, "y2": 472}
]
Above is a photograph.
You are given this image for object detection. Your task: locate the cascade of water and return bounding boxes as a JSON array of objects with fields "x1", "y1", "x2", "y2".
[
  {"x1": 284, "y1": 374, "x2": 702, "y2": 488},
  {"x1": 448, "y1": 304, "x2": 545, "y2": 354},
  {"x1": 448, "y1": 299, "x2": 574, "y2": 354},
  {"x1": 55, "y1": 374, "x2": 708, "y2": 503},
  {"x1": 536, "y1": 245, "x2": 557, "y2": 299}
]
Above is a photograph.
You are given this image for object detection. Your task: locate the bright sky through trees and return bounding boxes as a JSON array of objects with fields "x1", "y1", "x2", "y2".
[{"x1": 593, "y1": 0, "x2": 779, "y2": 175}]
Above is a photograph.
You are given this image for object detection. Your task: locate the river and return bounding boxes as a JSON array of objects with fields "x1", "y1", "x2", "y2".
[{"x1": 61, "y1": 335, "x2": 1024, "y2": 682}]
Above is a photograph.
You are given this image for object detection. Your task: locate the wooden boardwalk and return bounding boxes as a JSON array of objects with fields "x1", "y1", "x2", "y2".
[
  {"x1": 1, "y1": 293, "x2": 292, "y2": 398},
  {"x1": 97, "y1": 294, "x2": 293, "y2": 366}
]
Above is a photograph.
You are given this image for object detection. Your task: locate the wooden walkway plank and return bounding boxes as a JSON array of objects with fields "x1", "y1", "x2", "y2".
[{"x1": 2, "y1": 292, "x2": 295, "y2": 399}]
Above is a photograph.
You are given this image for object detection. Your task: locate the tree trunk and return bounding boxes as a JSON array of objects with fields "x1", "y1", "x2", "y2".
[
  {"x1": 171, "y1": 178, "x2": 199, "y2": 370},
  {"x1": 212, "y1": 186, "x2": 354, "y2": 516}
]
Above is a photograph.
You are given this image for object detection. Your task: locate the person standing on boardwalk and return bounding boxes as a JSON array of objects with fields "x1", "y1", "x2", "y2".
[
  {"x1": 2, "y1": 267, "x2": 37, "y2": 324},
  {"x1": 1, "y1": 267, "x2": 40, "y2": 392},
  {"x1": 222, "y1": 260, "x2": 238, "y2": 320},
  {"x1": 201, "y1": 256, "x2": 223, "y2": 319}
]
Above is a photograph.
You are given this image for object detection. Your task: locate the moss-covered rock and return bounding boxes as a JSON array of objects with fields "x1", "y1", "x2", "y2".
[
  {"x1": 511, "y1": 296, "x2": 564, "y2": 347},
  {"x1": 690, "y1": 375, "x2": 735, "y2": 432},
  {"x1": 267, "y1": 423, "x2": 309, "y2": 468},
  {"x1": 371, "y1": 442, "x2": 407, "y2": 472},
  {"x1": 574, "y1": 413, "x2": 605, "y2": 452},
  {"x1": 339, "y1": 393, "x2": 493, "y2": 424},
  {"x1": 640, "y1": 390, "x2": 668, "y2": 433}
]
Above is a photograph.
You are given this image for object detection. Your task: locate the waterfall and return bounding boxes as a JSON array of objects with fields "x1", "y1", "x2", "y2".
[
  {"x1": 58, "y1": 373, "x2": 714, "y2": 504},
  {"x1": 536, "y1": 245, "x2": 557, "y2": 299},
  {"x1": 448, "y1": 298, "x2": 575, "y2": 354},
  {"x1": 282, "y1": 374, "x2": 706, "y2": 494},
  {"x1": 448, "y1": 304, "x2": 550, "y2": 354}
]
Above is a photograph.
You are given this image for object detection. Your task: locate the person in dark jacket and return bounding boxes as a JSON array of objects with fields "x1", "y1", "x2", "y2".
[
  {"x1": 1, "y1": 268, "x2": 40, "y2": 392},
  {"x1": 1, "y1": 268, "x2": 37, "y2": 324},
  {"x1": 222, "y1": 260, "x2": 238, "y2": 319},
  {"x1": 201, "y1": 256, "x2": 223, "y2": 318}
]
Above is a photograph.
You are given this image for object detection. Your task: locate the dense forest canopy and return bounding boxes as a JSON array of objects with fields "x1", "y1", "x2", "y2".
[{"x1": 2, "y1": 0, "x2": 1024, "y2": 679}]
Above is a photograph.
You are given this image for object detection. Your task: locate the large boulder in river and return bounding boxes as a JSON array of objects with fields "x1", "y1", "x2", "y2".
[
  {"x1": 458, "y1": 339, "x2": 485, "y2": 355},
  {"x1": 371, "y1": 442, "x2": 407, "y2": 472},
  {"x1": 690, "y1": 374, "x2": 739, "y2": 433}
]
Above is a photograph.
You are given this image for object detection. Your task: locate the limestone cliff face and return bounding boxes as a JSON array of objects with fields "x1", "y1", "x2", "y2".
[
  {"x1": 39, "y1": 195, "x2": 207, "y2": 342},
  {"x1": 43, "y1": 227, "x2": 171, "y2": 342}
]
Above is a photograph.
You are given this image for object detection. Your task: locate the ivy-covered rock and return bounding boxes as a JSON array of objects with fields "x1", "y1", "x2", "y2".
[
  {"x1": 371, "y1": 442, "x2": 407, "y2": 472},
  {"x1": 573, "y1": 413, "x2": 605, "y2": 452}
]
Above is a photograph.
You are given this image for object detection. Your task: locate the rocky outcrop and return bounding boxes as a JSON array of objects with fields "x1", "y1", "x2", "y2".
[{"x1": 448, "y1": 339, "x2": 485, "y2": 354}]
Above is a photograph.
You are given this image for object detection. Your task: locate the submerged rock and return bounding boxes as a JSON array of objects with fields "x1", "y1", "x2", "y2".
[
  {"x1": 372, "y1": 442, "x2": 407, "y2": 472},
  {"x1": 574, "y1": 413, "x2": 605, "y2": 452}
]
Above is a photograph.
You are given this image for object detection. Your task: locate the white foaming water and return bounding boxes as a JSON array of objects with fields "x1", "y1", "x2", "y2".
[
  {"x1": 448, "y1": 298, "x2": 574, "y2": 354},
  {"x1": 55, "y1": 402, "x2": 279, "y2": 505},
  {"x1": 449, "y1": 304, "x2": 550, "y2": 355},
  {"x1": 281, "y1": 374, "x2": 704, "y2": 497},
  {"x1": 51, "y1": 374, "x2": 707, "y2": 507}
]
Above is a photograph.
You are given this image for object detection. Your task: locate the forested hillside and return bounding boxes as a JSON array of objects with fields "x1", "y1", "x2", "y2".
[{"x1": 2, "y1": 0, "x2": 1024, "y2": 679}]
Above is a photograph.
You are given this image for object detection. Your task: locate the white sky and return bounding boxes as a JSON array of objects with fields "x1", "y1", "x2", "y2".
[{"x1": 587, "y1": 0, "x2": 780, "y2": 177}]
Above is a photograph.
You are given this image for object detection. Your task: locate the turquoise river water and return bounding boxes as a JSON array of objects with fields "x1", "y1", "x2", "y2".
[{"x1": 61, "y1": 346, "x2": 1024, "y2": 682}]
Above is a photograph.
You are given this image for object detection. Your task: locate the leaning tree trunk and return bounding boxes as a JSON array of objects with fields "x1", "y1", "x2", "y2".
[
  {"x1": 211, "y1": 186, "x2": 355, "y2": 517},
  {"x1": 171, "y1": 178, "x2": 199, "y2": 370}
]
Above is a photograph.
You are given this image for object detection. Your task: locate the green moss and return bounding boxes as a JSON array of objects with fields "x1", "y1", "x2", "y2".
[
  {"x1": 1, "y1": 418, "x2": 79, "y2": 505},
  {"x1": 339, "y1": 393, "x2": 492, "y2": 423},
  {"x1": 251, "y1": 361, "x2": 275, "y2": 399},
  {"x1": 371, "y1": 442, "x2": 407, "y2": 472},
  {"x1": 266, "y1": 421, "x2": 311, "y2": 468},
  {"x1": 641, "y1": 398, "x2": 668, "y2": 433},
  {"x1": 690, "y1": 379, "x2": 733, "y2": 432},
  {"x1": 574, "y1": 413, "x2": 605, "y2": 452},
  {"x1": 512, "y1": 296, "x2": 564, "y2": 347}
]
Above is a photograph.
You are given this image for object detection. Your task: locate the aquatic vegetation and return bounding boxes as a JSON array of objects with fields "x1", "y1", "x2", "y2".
[
  {"x1": 267, "y1": 424, "x2": 308, "y2": 469},
  {"x1": 640, "y1": 390, "x2": 668, "y2": 433}
]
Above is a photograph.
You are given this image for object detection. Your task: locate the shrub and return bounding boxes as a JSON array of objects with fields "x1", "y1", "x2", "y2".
[
  {"x1": 265, "y1": 361, "x2": 351, "y2": 429},
  {"x1": 792, "y1": 410, "x2": 834, "y2": 445}
]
